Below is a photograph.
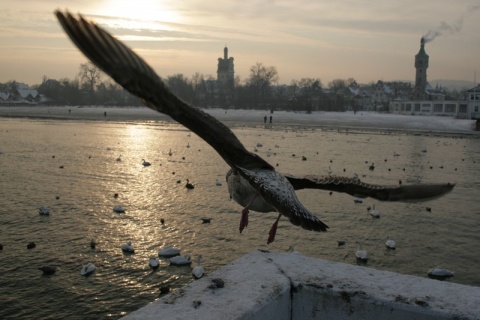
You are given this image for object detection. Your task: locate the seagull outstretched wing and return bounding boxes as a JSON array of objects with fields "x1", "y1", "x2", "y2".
[{"x1": 286, "y1": 175, "x2": 454, "y2": 201}]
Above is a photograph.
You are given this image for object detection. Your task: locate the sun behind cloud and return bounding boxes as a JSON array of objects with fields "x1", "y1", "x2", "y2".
[{"x1": 92, "y1": 0, "x2": 183, "y2": 29}]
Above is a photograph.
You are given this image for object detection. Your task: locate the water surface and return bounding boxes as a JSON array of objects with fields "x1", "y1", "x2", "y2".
[{"x1": 0, "y1": 118, "x2": 479, "y2": 319}]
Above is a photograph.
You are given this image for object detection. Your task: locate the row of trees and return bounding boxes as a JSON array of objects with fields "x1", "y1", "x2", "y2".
[
  {"x1": 3, "y1": 61, "x2": 466, "y2": 111},
  {"x1": 31, "y1": 61, "x2": 360, "y2": 111}
]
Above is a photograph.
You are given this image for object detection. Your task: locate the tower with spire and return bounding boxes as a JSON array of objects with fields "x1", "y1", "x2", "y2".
[
  {"x1": 413, "y1": 37, "x2": 429, "y2": 99},
  {"x1": 216, "y1": 46, "x2": 235, "y2": 106},
  {"x1": 217, "y1": 46, "x2": 234, "y2": 85}
]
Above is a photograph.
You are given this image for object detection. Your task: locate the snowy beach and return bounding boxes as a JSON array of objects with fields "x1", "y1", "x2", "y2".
[{"x1": 0, "y1": 106, "x2": 477, "y2": 135}]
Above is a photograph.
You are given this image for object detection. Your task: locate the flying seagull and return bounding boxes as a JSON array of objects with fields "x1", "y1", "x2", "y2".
[{"x1": 55, "y1": 11, "x2": 455, "y2": 244}]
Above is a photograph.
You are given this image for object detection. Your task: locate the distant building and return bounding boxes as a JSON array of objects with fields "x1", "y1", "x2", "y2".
[
  {"x1": 411, "y1": 38, "x2": 446, "y2": 101},
  {"x1": 412, "y1": 38, "x2": 429, "y2": 100},
  {"x1": 466, "y1": 85, "x2": 480, "y2": 120},
  {"x1": 0, "y1": 82, "x2": 47, "y2": 105},
  {"x1": 217, "y1": 46, "x2": 234, "y2": 85},
  {"x1": 390, "y1": 84, "x2": 478, "y2": 119},
  {"x1": 387, "y1": 37, "x2": 480, "y2": 119},
  {"x1": 197, "y1": 46, "x2": 236, "y2": 107},
  {"x1": 217, "y1": 46, "x2": 235, "y2": 106}
]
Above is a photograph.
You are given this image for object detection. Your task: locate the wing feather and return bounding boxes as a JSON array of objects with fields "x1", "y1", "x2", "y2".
[{"x1": 286, "y1": 175, "x2": 455, "y2": 202}]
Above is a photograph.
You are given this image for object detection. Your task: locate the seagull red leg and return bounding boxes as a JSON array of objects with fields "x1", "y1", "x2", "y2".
[
  {"x1": 239, "y1": 193, "x2": 259, "y2": 233},
  {"x1": 267, "y1": 214, "x2": 282, "y2": 244}
]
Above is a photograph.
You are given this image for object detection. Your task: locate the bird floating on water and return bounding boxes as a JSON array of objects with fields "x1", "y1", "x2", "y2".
[
  {"x1": 428, "y1": 267, "x2": 454, "y2": 280},
  {"x1": 201, "y1": 218, "x2": 211, "y2": 224},
  {"x1": 149, "y1": 256, "x2": 160, "y2": 270},
  {"x1": 38, "y1": 207, "x2": 50, "y2": 215},
  {"x1": 355, "y1": 244, "x2": 368, "y2": 262},
  {"x1": 121, "y1": 241, "x2": 135, "y2": 253},
  {"x1": 55, "y1": 10, "x2": 456, "y2": 244},
  {"x1": 39, "y1": 266, "x2": 57, "y2": 275},
  {"x1": 80, "y1": 263, "x2": 96, "y2": 276},
  {"x1": 385, "y1": 236, "x2": 396, "y2": 250},
  {"x1": 192, "y1": 255, "x2": 205, "y2": 279},
  {"x1": 142, "y1": 159, "x2": 151, "y2": 167},
  {"x1": 112, "y1": 205, "x2": 125, "y2": 213},
  {"x1": 158, "y1": 247, "x2": 181, "y2": 257},
  {"x1": 169, "y1": 254, "x2": 192, "y2": 266},
  {"x1": 185, "y1": 179, "x2": 194, "y2": 189},
  {"x1": 90, "y1": 239, "x2": 97, "y2": 249},
  {"x1": 370, "y1": 205, "x2": 381, "y2": 218}
]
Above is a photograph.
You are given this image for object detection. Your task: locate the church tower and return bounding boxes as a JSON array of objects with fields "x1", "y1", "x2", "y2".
[
  {"x1": 217, "y1": 46, "x2": 234, "y2": 85},
  {"x1": 413, "y1": 37, "x2": 429, "y2": 99}
]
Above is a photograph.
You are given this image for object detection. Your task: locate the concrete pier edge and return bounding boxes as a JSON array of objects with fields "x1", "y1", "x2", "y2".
[{"x1": 122, "y1": 250, "x2": 480, "y2": 320}]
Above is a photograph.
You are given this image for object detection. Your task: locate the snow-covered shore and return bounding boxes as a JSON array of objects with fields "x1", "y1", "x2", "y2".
[{"x1": 0, "y1": 106, "x2": 477, "y2": 135}]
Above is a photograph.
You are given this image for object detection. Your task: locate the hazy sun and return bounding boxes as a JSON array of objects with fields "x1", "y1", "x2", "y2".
[{"x1": 92, "y1": 0, "x2": 182, "y2": 29}]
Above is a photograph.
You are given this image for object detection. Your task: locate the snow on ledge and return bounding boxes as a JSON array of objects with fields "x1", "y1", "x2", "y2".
[{"x1": 122, "y1": 250, "x2": 480, "y2": 320}]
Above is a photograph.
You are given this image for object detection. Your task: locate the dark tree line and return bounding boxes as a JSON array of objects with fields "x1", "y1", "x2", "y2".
[
  {"x1": 6, "y1": 61, "x2": 464, "y2": 111},
  {"x1": 13, "y1": 61, "x2": 355, "y2": 111}
]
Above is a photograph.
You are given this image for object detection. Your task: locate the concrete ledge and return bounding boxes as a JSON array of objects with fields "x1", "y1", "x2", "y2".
[{"x1": 122, "y1": 250, "x2": 480, "y2": 320}]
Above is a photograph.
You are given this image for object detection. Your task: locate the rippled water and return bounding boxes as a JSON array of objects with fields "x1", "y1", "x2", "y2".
[{"x1": 0, "y1": 118, "x2": 479, "y2": 319}]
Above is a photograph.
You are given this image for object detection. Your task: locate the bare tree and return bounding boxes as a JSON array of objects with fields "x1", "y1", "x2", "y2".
[
  {"x1": 247, "y1": 62, "x2": 279, "y2": 107},
  {"x1": 191, "y1": 72, "x2": 204, "y2": 105},
  {"x1": 78, "y1": 61, "x2": 102, "y2": 93}
]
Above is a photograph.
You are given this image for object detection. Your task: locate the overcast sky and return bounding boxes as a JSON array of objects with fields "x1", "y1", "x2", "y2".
[{"x1": 0, "y1": 0, "x2": 479, "y2": 86}]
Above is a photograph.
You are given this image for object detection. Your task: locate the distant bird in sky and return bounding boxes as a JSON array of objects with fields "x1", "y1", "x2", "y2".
[{"x1": 55, "y1": 11, "x2": 455, "y2": 244}]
